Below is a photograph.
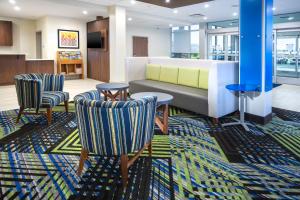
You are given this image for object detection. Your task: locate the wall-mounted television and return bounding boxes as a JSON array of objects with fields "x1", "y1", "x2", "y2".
[{"x1": 87, "y1": 32, "x2": 103, "y2": 48}]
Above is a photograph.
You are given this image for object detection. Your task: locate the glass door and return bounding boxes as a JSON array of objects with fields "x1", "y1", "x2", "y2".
[
  {"x1": 208, "y1": 33, "x2": 239, "y2": 61},
  {"x1": 276, "y1": 31, "x2": 300, "y2": 78},
  {"x1": 227, "y1": 34, "x2": 239, "y2": 61}
]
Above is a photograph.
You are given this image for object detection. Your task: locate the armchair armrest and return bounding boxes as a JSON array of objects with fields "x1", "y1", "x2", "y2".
[{"x1": 43, "y1": 74, "x2": 65, "y2": 91}]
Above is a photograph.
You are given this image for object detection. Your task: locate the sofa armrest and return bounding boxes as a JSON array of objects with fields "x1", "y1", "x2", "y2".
[
  {"x1": 208, "y1": 62, "x2": 239, "y2": 118},
  {"x1": 125, "y1": 57, "x2": 149, "y2": 83}
]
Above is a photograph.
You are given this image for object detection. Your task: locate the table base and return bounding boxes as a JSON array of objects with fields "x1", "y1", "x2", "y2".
[
  {"x1": 101, "y1": 90, "x2": 127, "y2": 101},
  {"x1": 155, "y1": 104, "x2": 169, "y2": 134},
  {"x1": 222, "y1": 118, "x2": 255, "y2": 132}
]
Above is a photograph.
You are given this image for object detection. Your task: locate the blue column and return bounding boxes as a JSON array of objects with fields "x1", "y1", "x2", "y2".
[{"x1": 240, "y1": 0, "x2": 273, "y2": 121}]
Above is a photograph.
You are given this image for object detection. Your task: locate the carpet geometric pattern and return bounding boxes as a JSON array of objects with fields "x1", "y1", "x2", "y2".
[{"x1": 0, "y1": 105, "x2": 300, "y2": 199}]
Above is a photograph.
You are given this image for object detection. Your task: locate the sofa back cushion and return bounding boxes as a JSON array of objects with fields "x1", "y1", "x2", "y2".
[
  {"x1": 146, "y1": 64, "x2": 161, "y2": 80},
  {"x1": 159, "y1": 66, "x2": 179, "y2": 84},
  {"x1": 178, "y1": 68, "x2": 200, "y2": 88},
  {"x1": 199, "y1": 68, "x2": 209, "y2": 89}
]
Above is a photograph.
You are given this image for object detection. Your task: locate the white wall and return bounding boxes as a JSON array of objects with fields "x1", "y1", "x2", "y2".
[
  {"x1": 0, "y1": 17, "x2": 36, "y2": 58},
  {"x1": 126, "y1": 25, "x2": 170, "y2": 57},
  {"x1": 40, "y1": 16, "x2": 87, "y2": 75}
]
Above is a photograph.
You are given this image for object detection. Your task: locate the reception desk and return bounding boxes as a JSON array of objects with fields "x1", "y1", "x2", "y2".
[{"x1": 0, "y1": 54, "x2": 54, "y2": 85}]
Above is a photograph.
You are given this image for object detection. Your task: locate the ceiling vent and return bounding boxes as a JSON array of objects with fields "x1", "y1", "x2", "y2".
[{"x1": 189, "y1": 13, "x2": 205, "y2": 18}]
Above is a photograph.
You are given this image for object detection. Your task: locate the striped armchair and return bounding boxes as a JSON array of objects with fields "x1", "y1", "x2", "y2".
[
  {"x1": 74, "y1": 90, "x2": 157, "y2": 186},
  {"x1": 15, "y1": 73, "x2": 69, "y2": 124}
]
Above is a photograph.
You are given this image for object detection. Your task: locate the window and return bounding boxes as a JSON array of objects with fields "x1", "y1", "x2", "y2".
[{"x1": 171, "y1": 25, "x2": 200, "y2": 59}]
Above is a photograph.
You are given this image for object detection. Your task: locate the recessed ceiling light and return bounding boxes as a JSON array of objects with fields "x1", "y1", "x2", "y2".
[
  {"x1": 288, "y1": 17, "x2": 294, "y2": 21},
  {"x1": 204, "y1": 4, "x2": 210, "y2": 8},
  {"x1": 173, "y1": 9, "x2": 178, "y2": 14},
  {"x1": 131, "y1": 0, "x2": 136, "y2": 5},
  {"x1": 272, "y1": 7, "x2": 276, "y2": 11},
  {"x1": 203, "y1": 16, "x2": 208, "y2": 20},
  {"x1": 166, "y1": 0, "x2": 171, "y2": 3},
  {"x1": 128, "y1": 17, "x2": 132, "y2": 21},
  {"x1": 9, "y1": 0, "x2": 16, "y2": 5},
  {"x1": 233, "y1": 12, "x2": 238, "y2": 16},
  {"x1": 14, "y1": 6, "x2": 20, "y2": 11},
  {"x1": 169, "y1": 24, "x2": 173, "y2": 27},
  {"x1": 82, "y1": 10, "x2": 88, "y2": 15}
]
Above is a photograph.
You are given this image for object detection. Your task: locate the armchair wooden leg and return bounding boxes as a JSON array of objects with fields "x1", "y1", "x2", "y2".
[
  {"x1": 77, "y1": 148, "x2": 89, "y2": 176},
  {"x1": 46, "y1": 108, "x2": 52, "y2": 125},
  {"x1": 148, "y1": 142, "x2": 152, "y2": 157},
  {"x1": 64, "y1": 101, "x2": 69, "y2": 113},
  {"x1": 16, "y1": 106, "x2": 24, "y2": 123},
  {"x1": 120, "y1": 155, "x2": 129, "y2": 187},
  {"x1": 212, "y1": 118, "x2": 219, "y2": 124}
]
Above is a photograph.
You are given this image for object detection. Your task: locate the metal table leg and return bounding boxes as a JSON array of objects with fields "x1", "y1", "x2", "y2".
[{"x1": 222, "y1": 91, "x2": 253, "y2": 131}]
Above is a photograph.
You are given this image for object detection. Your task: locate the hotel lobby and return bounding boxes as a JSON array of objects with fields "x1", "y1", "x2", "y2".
[{"x1": 0, "y1": 0, "x2": 300, "y2": 199}]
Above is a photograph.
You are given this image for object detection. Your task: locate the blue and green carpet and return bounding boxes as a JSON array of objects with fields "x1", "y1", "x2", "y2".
[{"x1": 0, "y1": 103, "x2": 299, "y2": 199}]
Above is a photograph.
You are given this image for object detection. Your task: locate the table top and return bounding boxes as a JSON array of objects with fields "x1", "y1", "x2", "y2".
[
  {"x1": 131, "y1": 92, "x2": 173, "y2": 106},
  {"x1": 96, "y1": 83, "x2": 129, "y2": 90},
  {"x1": 226, "y1": 84, "x2": 260, "y2": 92}
]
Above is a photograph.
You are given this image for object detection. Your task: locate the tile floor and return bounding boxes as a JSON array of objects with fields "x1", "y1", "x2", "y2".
[{"x1": 0, "y1": 79, "x2": 299, "y2": 112}]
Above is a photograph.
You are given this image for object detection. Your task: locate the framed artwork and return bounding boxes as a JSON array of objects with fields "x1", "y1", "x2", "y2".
[{"x1": 58, "y1": 29, "x2": 79, "y2": 49}]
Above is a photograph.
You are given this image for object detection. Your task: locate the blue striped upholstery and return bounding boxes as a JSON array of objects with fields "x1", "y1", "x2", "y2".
[
  {"x1": 74, "y1": 91, "x2": 157, "y2": 156},
  {"x1": 43, "y1": 74, "x2": 64, "y2": 91},
  {"x1": 15, "y1": 76, "x2": 43, "y2": 111},
  {"x1": 42, "y1": 91, "x2": 69, "y2": 108},
  {"x1": 15, "y1": 73, "x2": 69, "y2": 110}
]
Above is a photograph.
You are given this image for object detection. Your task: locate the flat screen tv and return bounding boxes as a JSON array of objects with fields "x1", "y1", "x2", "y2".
[{"x1": 87, "y1": 32, "x2": 102, "y2": 48}]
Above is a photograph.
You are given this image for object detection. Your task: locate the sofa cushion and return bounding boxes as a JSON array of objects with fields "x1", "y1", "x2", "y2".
[
  {"x1": 178, "y1": 68, "x2": 200, "y2": 88},
  {"x1": 199, "y1": 68, "x2": 209, "y2": 89},
  {"x1": 129, "y1": 80, "x2": 208, "y2": 115},
  {"x1": 146, "y1": 64, "x2": 161, "y2": 80},
  {"x1": 159, "y1": 66, "x2": 179, "y2": 84}
]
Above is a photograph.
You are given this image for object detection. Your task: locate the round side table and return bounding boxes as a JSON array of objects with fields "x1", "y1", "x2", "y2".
[
  {"x1": 131, "y1": 92, "x2": 173, "y2": 134},
  {"x1": 96, "y1": 83, "x2": 129, "y2": 101},
  {"x1": 222, "y1": 84, "x2": 260, "y2": 131}
]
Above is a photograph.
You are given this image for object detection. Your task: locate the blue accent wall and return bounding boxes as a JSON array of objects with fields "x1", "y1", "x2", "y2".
[
  {"x1": 265, "y1": 0, "x2": 273, "y2": 92},
  {"x1": 240, "y1": 0, "x2": 273, "y2": 92}
]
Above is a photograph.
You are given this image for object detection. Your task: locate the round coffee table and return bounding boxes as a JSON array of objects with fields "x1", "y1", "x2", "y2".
[
  {"x1": 131, "y1": 92, "x2": 173, "y2": 134},
  {"x1": 96, "y1": 83, "x2": 129, "y2": 101}
]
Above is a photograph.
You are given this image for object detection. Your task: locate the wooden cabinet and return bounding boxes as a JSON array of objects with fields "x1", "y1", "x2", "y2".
[
  {"x1": 25, "y1": 60, "x2": 54, "y2": 74},
  {"x1": 0, "y1": 21, "x2": 13, "y2": 46},
  {"x1": 87, "y1": 18, "x2": 110, "y2": 82},
  {"x1": 0, "y1": 55, "x2": 25, "y2": 85}
]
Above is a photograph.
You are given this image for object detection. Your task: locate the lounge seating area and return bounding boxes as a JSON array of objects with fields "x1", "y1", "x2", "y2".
[
  {"x1": 0, "y1": 0, "x2": 300, "y2": 199},
  {"x1": 127, "y1": 58, "x2": 239, "y2": 119}
]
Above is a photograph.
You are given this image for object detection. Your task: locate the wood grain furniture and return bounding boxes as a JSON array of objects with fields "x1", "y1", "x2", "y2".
[
  {"x1": 74, "y1": 91, "x2": 157, "y2": 187},
  {"x1": 15, "y1": 74, "x2": 69, "y2": 125},
  {"x1": 87, "y1": 18, "x2": 110, "y2": 82},
  {"x1": 26, "y1": 60, "x2": 54, "y2": 74},
  {"x1": 0, "y1": 54, "x2": 26, "y2": 85},
  {"x1": 96, "y1": 83, "x2": 129, "y2": 101},
  {"x1": 0, "y1": 20, "x2": 13, "y2": 46},
  {"x1": 0, "y1": 54, "x2": 56, "y2": 86},
  {"x1": 131, "y1": 92, "x2": 173, "y2": 134},
  {"x1": 57, "y1": 51, "x2": 84, "y2": 79}
]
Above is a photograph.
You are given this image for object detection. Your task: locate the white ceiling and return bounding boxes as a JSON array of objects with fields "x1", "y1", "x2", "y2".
[{"x1": 0, "y1": 0, "x2": 300, "y2": 28}]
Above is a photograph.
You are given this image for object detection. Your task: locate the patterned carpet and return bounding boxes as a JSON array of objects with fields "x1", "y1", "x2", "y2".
[{"x1": 0, "y1": 103, "x2": 300, "y2": 199}]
